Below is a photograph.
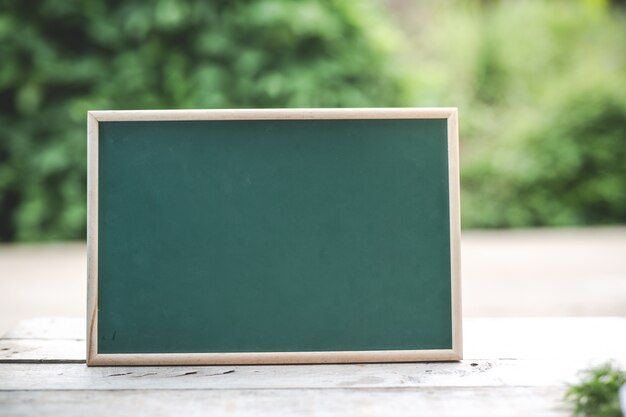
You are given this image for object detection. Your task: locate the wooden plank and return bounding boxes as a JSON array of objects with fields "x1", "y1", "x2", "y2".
[
  {"x1": 0, "y1": 339, "x2": 84, "y2": 363},
  {"x1": 3, "y1": 318, "x2": 617, "y2": 417},
  {"x1": 0, "y1": 360, "x2": 592, "y2": 390},
  {"x1": 0, "y1": 387, "x2": 569, "y2": 417},
  {"x1": 3, "y1": 318, "x2": 625, "y2": 363},
  {"x1": 2, "y1": 318, "x2": 84, "y2": 340}
]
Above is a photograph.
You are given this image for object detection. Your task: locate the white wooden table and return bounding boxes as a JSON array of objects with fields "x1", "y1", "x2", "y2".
[{"x1": 1, "y1": 317, "x2": 624, "y2": 416}]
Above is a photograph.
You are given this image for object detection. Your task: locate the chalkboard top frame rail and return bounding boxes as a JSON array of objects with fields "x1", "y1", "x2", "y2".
[
  {"x1": 86, "y1": 108, "x2": 461, "y2": 366},
  {"x1": 87, "y1": 107, "x2": 457, "y2": 122}
]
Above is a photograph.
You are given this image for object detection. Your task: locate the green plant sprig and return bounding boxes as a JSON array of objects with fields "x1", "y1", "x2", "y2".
[{"x1": 565, "y1": 363, "x2": 626, "y2": 417}]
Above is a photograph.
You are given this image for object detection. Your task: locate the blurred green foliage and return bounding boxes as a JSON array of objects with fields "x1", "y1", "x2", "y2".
[
  {"x1": 402, "y1": 0, "x2": 626, "y2": 227},
  {"x1": 0, "y1": 0, "x2": 407, "y2": 241},
  {"x1": 2, "y1": 0, "x2": 626, "y2": 241},
  {"x1": 565, "y1": 362, "x2": 626, "y2": 417},
  {"x1": 464, "y1": 88, "x2": 626, "y2": 227}
]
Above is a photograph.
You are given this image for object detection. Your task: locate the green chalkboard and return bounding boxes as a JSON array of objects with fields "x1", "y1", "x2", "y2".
[{"x1": 87, "y1": 109, "x2": 461, "y2": 365}]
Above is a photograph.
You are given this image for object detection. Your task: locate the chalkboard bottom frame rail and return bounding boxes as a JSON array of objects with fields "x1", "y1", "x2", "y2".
[{"x1": 87, "y1": 349, "x2": 461, "y2": 367}]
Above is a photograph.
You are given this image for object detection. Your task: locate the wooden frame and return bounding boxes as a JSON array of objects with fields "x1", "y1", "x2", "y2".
[{"x1": 87, "y1": 108, "x2": 462, "y2": 366}]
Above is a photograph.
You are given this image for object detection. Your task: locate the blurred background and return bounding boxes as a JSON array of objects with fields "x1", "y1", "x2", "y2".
[{"x1": 0, "y1": 0, "x2": 625, "y2": 333}]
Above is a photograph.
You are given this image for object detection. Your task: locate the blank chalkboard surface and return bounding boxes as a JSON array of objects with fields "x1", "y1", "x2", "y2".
[{"x1": 86, "y1": 108, "x2": 461, "y2": 366}]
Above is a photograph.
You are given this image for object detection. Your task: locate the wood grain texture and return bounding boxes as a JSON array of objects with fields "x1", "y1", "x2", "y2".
[
  {"x1": 0, "y1": 360, "x2": 590, "y2": 390},
  {"x1": 0, "y1": 387, "x2": 569, "y2": 417}
]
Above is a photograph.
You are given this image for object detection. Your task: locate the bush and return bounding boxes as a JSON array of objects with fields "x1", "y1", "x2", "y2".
[
  {"x1": 0, "y1": 0, "x2": 408, "y2": 241},
  {"x1": 461, "y1": 1, "x2": 626, "y2": 228},
  {"x1": 462, "y1": 88, "x2": 626, "y2": 227},
  {"x1": 401, "y1": 0, "x2": 626, "y2": 228}
]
